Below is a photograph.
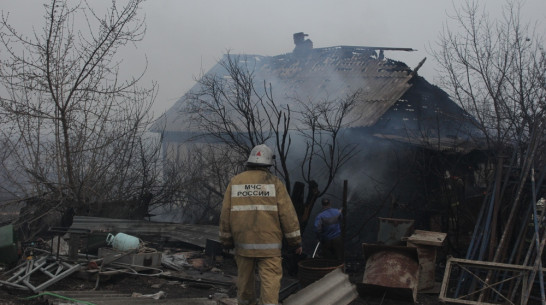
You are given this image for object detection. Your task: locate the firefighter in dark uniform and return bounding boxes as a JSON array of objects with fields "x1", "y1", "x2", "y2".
[{"x1": 219, "y1": 144, "x2": 302, "y2": 305}]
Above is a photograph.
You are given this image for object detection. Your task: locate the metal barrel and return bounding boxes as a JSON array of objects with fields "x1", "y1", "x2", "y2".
[{"x1": 297, "y1": 258, "x2": 344, "y2": 288}]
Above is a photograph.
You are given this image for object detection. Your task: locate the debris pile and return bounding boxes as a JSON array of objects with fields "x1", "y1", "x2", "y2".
[
  {"x1": 0, "y1": 218, "x2": 237, "y2": 304},
  {"x1": 3, "y1": 209, "x2": 540, "y2": 304}
]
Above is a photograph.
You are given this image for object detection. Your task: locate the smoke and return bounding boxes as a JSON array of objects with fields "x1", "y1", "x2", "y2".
[{"x1": 155, "y1": 47, "x2": 479, "y2": 257}]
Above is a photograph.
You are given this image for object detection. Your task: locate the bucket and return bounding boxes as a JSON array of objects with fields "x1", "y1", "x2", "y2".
[
  {"x1": 297, "y1": 258, "x2": 344, "y2": 288},
  {"x1": 106, "y1": 232, "x2": 140, "y2": 251}
]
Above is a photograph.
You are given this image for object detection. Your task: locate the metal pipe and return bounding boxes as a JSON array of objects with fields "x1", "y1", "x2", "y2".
[
  {"x1": 507, "y1": 164, "x2": 546, "y2": 301},
  {"x1": 454, "y1": 186, "x2": 489, "y2": 298},
  {"x1": 528, "y1": 168, "x2": 545, "y2": 303},
  {"x1": 504, "y1": 202, "x2": 533, "y2": 301},
  {"x1": 478, "y1": 190, "x2": 495, "y2": 261},
  {"x1": 479, "y1": 122, "x2": 542, "y2": 303},
  {"x1": 342, "y1": 180, "x2": 348, "y2": 261},
  {"x1": 312, "y1": 242, "x2": 321, "y2": 258},
  {"x1": 492, "y1": 123, "x2": 540, "y2": 263},
  {"x1": 522, "y1": 168, "x2": 546, "y2": 304},
  {"x1": 488, "y1": 156, "x2": 504, "y2": 260},
  {"x1": 466, "y1": 186, "x2": 489, "y2": 259},
  {"x1": 467, "y1": 187, "x2": 496, "y2": 296}
]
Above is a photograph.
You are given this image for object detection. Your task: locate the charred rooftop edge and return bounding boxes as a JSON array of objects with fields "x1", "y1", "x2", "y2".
[
  {"x1": 151, "y1": 34, "x2": 483, "y2": 153},
  {"x1": 301, "y1": 45, "x2": 416, "y2": 53},
  {"x1": 292, "y1": 32, "x2": 415, "y2": 53},
  {"x1": 152, "y1": 41, "x2": 416, "y2": 133}
]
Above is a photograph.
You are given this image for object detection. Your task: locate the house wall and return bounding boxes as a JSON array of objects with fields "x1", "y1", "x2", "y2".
[
  {"x1": 157, "y1": 127, "x2": 488, "y2": 256},
  {"x1": 299, "y1": 129, "x2": 489, "y2": 257}
]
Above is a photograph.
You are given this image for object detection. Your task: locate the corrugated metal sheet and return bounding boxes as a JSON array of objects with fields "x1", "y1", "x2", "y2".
[
  {"x1": 43, "y1": 290, "x2": 220, "y2": 305},
  {"x1": 260, "y1": 47, "x2": 413, "y2": 129},
  {"x1": 71, "y1": 216, "x2": 219, "y2": 248},
  {"x1": 283, "y1": 268, "x2": 358, "y2": 305}
]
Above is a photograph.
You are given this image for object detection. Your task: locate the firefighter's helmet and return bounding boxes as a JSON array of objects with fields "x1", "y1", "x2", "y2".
[{"x1": 247, "y1": 144, "x2": 275, "y2": 167}]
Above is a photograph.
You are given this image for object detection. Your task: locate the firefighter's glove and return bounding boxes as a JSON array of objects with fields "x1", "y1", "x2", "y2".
[
  {"x1": 289, "y1": 243, "x2": 302, "y2": 255},
  {"x1": 222, "y1": 242, "x2": 234, "y2": 252}
]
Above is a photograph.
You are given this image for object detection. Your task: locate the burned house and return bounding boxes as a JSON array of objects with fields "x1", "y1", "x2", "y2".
[{"x1": 151, "y1": 34, "x2": 487, "y2": 253}]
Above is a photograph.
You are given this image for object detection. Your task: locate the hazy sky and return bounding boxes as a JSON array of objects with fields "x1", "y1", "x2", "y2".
[{"x1": 2, "y1": 0, "x2": 545, "y2": 118}]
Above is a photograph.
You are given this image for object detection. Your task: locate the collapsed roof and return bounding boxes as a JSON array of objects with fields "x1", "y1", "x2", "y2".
[
  {"x1": 153, "y1": 44, "x2": 414, "y2": 131},
  {"x1": 152, "y1": 34, "x2": 483, "y2": 153}
]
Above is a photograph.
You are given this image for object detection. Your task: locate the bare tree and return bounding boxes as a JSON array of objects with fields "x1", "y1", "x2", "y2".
[
  {"x1": 0, "y1": 0, "x2": 160, "y2": 217},
  {"x1": 186, "y1": 53, "x2": 293, "y2": 187},
  {"x1": 187, "y1": 54, "x2": 273, "y2": 157},
  {"x1": 184, "y1": 53, "x2": 359, "y2": 231},
  {"x1": 152, "y1": 144, "x2": 236, "y2": 224},
  {"x1": 295, "y1": 94, "x2": 359, "y2": 230},
  {"x1": 433, "y1": 0, "x2": 545, "y2": 150},
  {"x1": 297, "y1": 94, "x2": 359, "y2": 196},
  {"x1": 432, "y1": 1, "x2": 545, "y2": 301}
]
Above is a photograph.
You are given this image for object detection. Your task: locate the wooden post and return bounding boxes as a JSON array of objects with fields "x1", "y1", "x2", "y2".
[{"x1": 68, "y1": 233, "x2": 80, "y2": 260}]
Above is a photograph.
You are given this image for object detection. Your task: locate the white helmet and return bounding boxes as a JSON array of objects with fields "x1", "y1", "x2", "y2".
[{"x1": 247, "y1": 144, "x2": 275, "y2": 167}]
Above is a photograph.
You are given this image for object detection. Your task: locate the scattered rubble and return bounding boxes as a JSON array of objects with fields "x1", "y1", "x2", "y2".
[
  {"x1": 1, "y1": 212, "x2": 543, "y2": 304},
  {"x1": 0, "y1": 218, "x2": 239, "y2": 304}
]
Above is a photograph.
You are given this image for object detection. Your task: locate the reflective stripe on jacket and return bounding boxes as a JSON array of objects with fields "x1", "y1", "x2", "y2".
[{"x1": 219, "y1": 168, "x2": 301, "y2": 257}]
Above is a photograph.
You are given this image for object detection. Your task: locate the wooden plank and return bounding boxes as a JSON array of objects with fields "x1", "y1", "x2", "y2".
[
  {"x1": 406, "y1": 230, "x2": 447, "y2": 246},
  {"x1": 449, "y1": 257, "x2": 545, "y2": 272},
  {"x1": 438, "y1": 255, "x2": 452, "y2": 302}
]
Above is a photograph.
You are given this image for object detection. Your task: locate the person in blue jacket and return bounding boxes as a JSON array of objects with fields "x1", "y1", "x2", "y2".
[{"x1": 313, "y1": 198, "x2": 343, "y2": 261}]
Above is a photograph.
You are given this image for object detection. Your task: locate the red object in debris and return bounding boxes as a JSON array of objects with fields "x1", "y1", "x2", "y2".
[
  {"x1": 361, "y1": 244, "x2": 420, "y2": 303},
  {"x1": 87, "y1": 261, "x2": 99, "y2": 269},
  {"x1": 190, "y1": 258, "x2": 206, "y2": 269}
]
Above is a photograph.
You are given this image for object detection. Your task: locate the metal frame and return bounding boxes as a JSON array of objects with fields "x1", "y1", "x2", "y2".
[
  {"x1": 439, "y1": 257, "x2": 544, "y2": 305},
  {"x1": 0, "y1": 256, "x2": 81, "y2": 292}
]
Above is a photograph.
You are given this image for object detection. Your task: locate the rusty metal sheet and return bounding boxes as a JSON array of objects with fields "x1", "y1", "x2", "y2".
[
  {"x1": 361, "y1": 244, "x2": 419, "y2": 303},
  {"x1": 377, "y1": 217, "x2": 415, "y2": 246}
]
